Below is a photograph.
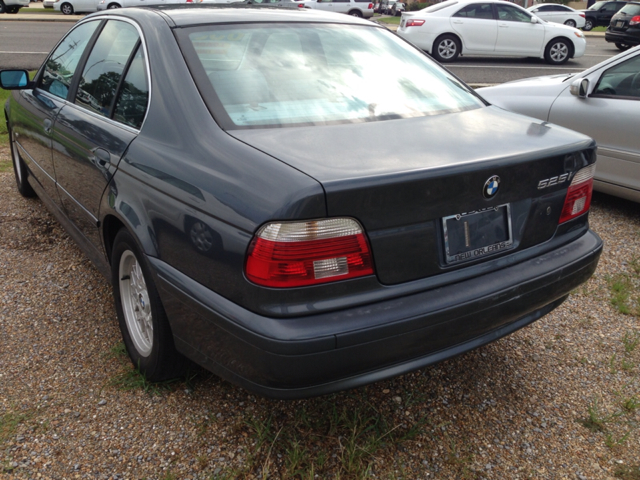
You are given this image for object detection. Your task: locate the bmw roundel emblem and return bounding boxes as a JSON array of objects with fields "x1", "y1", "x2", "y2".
[{"x1": 483, "y1": 175, "x2": 500, "y2": 199}]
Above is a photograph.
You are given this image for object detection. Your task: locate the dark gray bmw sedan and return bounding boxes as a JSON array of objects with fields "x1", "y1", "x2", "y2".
[{"x1": 1, "y1": 5, "x2": 602, "y2": 398}]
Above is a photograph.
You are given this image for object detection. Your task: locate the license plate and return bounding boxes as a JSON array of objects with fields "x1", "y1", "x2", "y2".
[
  {"x1": 442, "y1": 204, "x2": 513, "y2": 265},
  {"x1": 617, "y1": 20, "x2": 624, "y2": 27}
]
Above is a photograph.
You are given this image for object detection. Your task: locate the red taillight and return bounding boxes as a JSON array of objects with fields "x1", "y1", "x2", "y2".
[
  {"x1": 559, "y1": 165, "x2": 595, "y2": 224},
  {"x1": 406, "y1": 19, "x2": 425, "y2": 27},
  {"x1": 298, "y1": 3, "x2": 304, "y2": 6},
  {"x1": 368, "y1": 2, "x2": 373, "y2": 8},
  {"x1": 579, "y1": 13, "x2": 585, "y2": 18},
  {"x1": 245, "y1": 218, "x2": 374, "y2": 288},
  {"x1": 630, "y1": 15, "x2": 640, "y2": 26}
]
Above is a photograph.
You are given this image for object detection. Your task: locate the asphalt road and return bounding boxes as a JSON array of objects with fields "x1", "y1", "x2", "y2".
[{"x1": 0, "y1": 20, "x2": 622, "y2": 85}]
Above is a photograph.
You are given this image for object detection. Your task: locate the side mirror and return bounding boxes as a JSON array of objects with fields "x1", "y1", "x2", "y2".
[
  {"x1": 0, "y1": 70, "x2": 31, "y2": 90},
  {"x1": 531, "y1": 16, "x2": 539, "y2": 23},
  {"x1": 570, "y1": 77, "x2": 589, "y2": 98}
]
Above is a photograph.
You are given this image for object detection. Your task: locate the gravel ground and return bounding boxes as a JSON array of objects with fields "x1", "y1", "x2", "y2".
[{"x1": 1, "y1": 146, "x2": 639, "y2": 480}]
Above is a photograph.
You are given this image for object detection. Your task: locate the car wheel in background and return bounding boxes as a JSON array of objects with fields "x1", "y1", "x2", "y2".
[
  {"x1": 8, "y1": 125, "x2": 36, "y2": 198},
  {"x1": 107, "y1": 2, "x2": 121, "y2": 8},
  {"x1": 615, "y1": 42, "x2": 632, "y2": 51},
  {"x1": 348, "y1": 9, "x2": 363, "y2": 17},
  {"x1": 0, "y1": 0, "x2": 5, "y2": 13},
  {"x1": 583, "y1": 18, "x2": 594, "y2": 30},
  {"x1": 60, "y1": 2, "x2": 73, "y2": 13},
  {"x1": 544, "y1": 38, "x2": 571, "y2": 65},
  {"x1": 564, "y1": 19, "x2": 576, "y2": 27},
  {"x1": 7, "y1": 5, "x2": 19, "y2": 12},
  {"x1": 432, "y1": 34, "x2": 460, "y2": 63},
  {"x1": 111, "y1": 229, "x2": 186, "y2": 382}
]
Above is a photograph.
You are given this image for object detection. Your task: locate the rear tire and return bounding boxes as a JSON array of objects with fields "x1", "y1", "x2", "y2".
[
  {"x1": 8, "y1": 125, "x2": 36, "y2": 198},
  {"x1": 564, "y1": 19, "x2": 576, "y2": 28},
  {"x1": 60, "y1": 2, "x2": 73, "y2": 14},
  {"x1": 107, "y1": 2, "x2": 121, "y2": 7},
  {"x1": 582, "y1": 18, "x2": 594, "y2": 31},
  {"x1": 432, "y1": 34, "x2": 460, "y2": 63},
  {"x1": 348, "y1": 9, "x2": 362, "y2": 17},
  {"x1": 0, "y1": 0, "x2": 5, "y2": 13},
  {"x1": 544, "y1": 38, "x2": 571, "y2": 65},
  {"x1": 615, "y1": 42, "x2": 631, "y2": 51},
  {"x1": 111, "y1": 229, "x2": 186, "y2": 382}
]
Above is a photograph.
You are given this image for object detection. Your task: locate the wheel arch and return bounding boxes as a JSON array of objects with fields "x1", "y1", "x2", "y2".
[
  {"x1": 432, "y1": 32, "x2": 464, "y2": 54},
  {"x1": 546, "y1": 36, "x2": 575, "y2": 59}
]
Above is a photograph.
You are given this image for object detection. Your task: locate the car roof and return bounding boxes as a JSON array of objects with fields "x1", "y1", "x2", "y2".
[{"x1": 100, "y1": 4, "x2": 376, "y2": 27}]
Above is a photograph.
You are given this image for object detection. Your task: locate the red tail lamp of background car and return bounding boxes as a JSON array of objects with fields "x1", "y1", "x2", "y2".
[
  {"x1": 405, "y1": 19, "x2": 425, "y2": 27},
  {"x1": 245, "y1": 218, "x2": 374, "y2": 287}
]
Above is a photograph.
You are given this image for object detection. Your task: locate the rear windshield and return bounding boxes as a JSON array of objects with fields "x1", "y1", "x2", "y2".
[
  {"x1": 177, "y1": 23, "x2": 482, "y2": 129},
  {"x1": 619, "y1": 3, "x2": 640, "y2": 15},
  {"x1": 422, "y1": 0, "x2": 457, "y2": 12}
]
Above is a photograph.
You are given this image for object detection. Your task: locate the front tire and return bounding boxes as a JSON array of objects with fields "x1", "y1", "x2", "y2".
[
  {"x1": 615, "y1": 42, "x2": 631, "y2": 51},
  {"x1": 432, "y1": 34, "x2": 460, "y2": 63},
  {"x1": 544, "y1": 38, "x2": 571, "y2": 65},
  {"x1": 583, "y1": 18, "x2": 594, "y2": 31},
  {"x1": 111, "y1": 229, "x2": 186, "y2": 381},
  {"x1": 0, "y1": 0, "x2": 5, "y2": 13},
  {"x1": 564, "y1": 19, "x2": 576, "y2": 28},
  {"x1": 60, "y1": 2, "x2": 73, "y2": 14},
  {"x1": 8, "y1": 125, "x2": 36, "y2": 198}
]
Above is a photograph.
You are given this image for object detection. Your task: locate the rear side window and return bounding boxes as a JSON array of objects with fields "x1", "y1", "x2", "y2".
[
  {"x1": 39, "y1": 21, "x2": 100, "y2": 100},
  {"x1": 75, "y1": 20, "x2": 140, "y2": 117},
  {"x1": 454, "y1": 3, "x2": 494, "y2": 19},
  {"x1": 113, "y1": 46, "x2": 149, "y2": 129}
]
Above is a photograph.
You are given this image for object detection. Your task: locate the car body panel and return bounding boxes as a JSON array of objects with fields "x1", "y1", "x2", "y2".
[
  {"x1": 605, "y1": 2, "x2": 640, "y2": 47},
  {"x1": 478, "y1": 46, "x2": 640, "y2": 202},
  {"x1": 579, "y1": 0, "x2": 626, "y2": 29}
]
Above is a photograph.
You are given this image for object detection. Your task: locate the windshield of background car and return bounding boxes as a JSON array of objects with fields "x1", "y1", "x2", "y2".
[
  {"x1": 619, "y1": 3, "x2": 640, "y2": 15},
  {"x1": 588, "y1": 1, "x2": 606, "y2": 10},
  {"x1": 177, "y1": 24, "x2": 483, "y2": 129}
]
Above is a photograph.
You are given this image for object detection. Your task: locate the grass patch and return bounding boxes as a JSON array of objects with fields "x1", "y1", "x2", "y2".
[
  {"x1": 231, "y1": 392, "x2": 430, "y2": 479},
  {"x1": 376, "y1": 16, "x2": 401, "y2": 24},
  {"x1": 615, "y1": 464, "x2": 640, "y2": 480},
  {"x1": 609, "y1": 272, "x2": 639, "y2": 316},
  {"x1": 20, "y1": 7, "x2": 59, "y2": 13},
  {"x1": 0, "y1": 410, "x2": 33, "y2": 445}
]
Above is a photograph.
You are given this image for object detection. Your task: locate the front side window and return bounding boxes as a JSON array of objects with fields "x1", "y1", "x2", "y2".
[
  {"x1": 589, "y1": 1, "x2": 607, "y2": 10},
  {"x1": 593, "y1": 55, "x2": 640, "y2": 99},
  {"x1": 454, "y1": 3, "x2": 494, "y2": 19},
  {"x1": 75, "y1": 20, "x2": 140, "y2": 117},
  {"x1": 40, "y1": 21, "x2": 101, "y2": 100},
  {"x1": 178, "y1": 24, "x2": 484, "y2": 129},
  {"x1": 496, "y1": 4, "x2": 532, "y2": 22}
]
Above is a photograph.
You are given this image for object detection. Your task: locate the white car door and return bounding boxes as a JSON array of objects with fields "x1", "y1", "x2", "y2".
[
  {"x1": 494, "y1": 4, "x2": 545, "y2": 56},
  {"x1": 549, "y1": 54, "x2": 640, "y2": 199},
  {"x1": 449, "y1": 3, "x2": 498, "y2": 53}
]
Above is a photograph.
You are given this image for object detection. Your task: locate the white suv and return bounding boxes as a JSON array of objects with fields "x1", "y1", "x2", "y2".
[
  {"x1": 302, "y1": 0, "x2": 373, "y2": 18},
  {"x1": 0, "y1": 0, "x2": 30, "y2": 13}
]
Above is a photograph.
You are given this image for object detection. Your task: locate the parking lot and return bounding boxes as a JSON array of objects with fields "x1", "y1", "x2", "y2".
[{"x1": 1, "y1": 9, "x2": 639, "y2": 480}]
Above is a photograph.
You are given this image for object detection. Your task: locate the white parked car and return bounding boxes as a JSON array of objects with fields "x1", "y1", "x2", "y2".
[
  {"x1": 53, "y1": 0, "x2": 99, "y2": 13},
  {"x1": 0, "y1": 0, "x2": 29, "y2": 13},
  {"x1": 42, "y1": 0, "x2": 55, "y2": 7},
  {"x1": 302, "y1": 0, "x2": 374, "y2": 18},
  {"x1": 478, "y1": 46, "x2": 640, "y2": 203},
  {"x1": 397, "y1": 0, "x2": 586, "y2": 64},
  {"x1": 96, "y1": 0, "x2": 183, "y2": 10},
  {"x1": 527, "y1": 3, "x2": 585, "y2": 29}
]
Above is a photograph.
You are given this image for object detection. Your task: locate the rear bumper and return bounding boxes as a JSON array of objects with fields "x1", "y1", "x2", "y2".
[
  {"x1": 152, "y1": 229, "x2": 602, "y2": 399},
  {"x1": 605, "y1": 29, "x2": 640, "y2": 46}
]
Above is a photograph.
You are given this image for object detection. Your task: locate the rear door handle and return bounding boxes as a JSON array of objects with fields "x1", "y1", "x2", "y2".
[
  {"x1": 94, "y1": 148, "x2": 111, "y2": 167},
  {"x1": 43, "y1": 118, "x2": 52, "y2": 134}
]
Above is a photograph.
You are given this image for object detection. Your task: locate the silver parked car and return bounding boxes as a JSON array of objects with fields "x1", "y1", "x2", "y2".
[{"x1": 479, "y1": 46, "x2": 640, "y2": 203}]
